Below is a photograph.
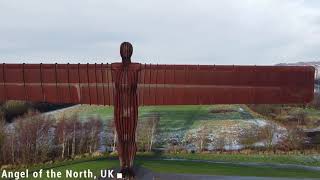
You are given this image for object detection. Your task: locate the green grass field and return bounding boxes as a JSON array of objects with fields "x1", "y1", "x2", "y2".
[
  {"x1": 139, "y1": 160, "x2": 320, "y2": 178},
  {"x1": 22, "y1": 157, "x2": 320, "y2": 179},
  {"x1": 73, "y1": 104, "x2": 257, "y2": 133},
  {"x1": 24, "y1": 158, "x2": 118, "y2": 180},
  {"x1": 160, "y1": 153, "x2": 320, "y2": 167},
  {"x1": 59, "y1": 104, "x2": 320, "y2": 131}
]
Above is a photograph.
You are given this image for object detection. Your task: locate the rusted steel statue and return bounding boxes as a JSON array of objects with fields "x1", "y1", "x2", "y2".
[
  {"x1": 113, "y1": 42, "x2": 140, "y2": 175},
  {"x1": 0, "y1": 42, "x2": 315, "y2": 177}
]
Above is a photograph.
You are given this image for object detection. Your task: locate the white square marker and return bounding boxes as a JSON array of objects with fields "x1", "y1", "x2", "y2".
[{"x1": 117, "y1": 173, "x2": 123, "y2": 179}]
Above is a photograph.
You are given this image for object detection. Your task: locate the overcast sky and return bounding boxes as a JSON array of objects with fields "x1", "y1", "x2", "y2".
[{"x1": 0, "y1": 0, "x2": 319, "y2": 65}]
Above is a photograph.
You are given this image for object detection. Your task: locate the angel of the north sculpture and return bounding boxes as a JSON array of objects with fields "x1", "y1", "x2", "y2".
[{"x1": 0, "y1": 42, "x2": 315, "y2": 177}]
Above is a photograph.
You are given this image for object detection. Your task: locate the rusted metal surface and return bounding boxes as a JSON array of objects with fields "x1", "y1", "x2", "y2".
[
  {"x1": 112, "y1": 42, "x2": 140, "y2": 176},
  {"x1": 138, "y1": 64, "x2": 315, "y2": 105},
  {"x1": 0, "y1": 63, "x2": 314, "y2": 105},
  {"x1": 0, "y1": 63, "x2": 114, "y2": 105},
  {"x1": 0, "y1": 42, "x2": 316, "y2": 177},
  {"x1": 112, "y1": 62, "x2": 140, "y2": 175}
]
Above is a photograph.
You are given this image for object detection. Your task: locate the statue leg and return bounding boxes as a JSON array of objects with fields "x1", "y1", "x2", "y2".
[{"x1": 114, "y1": 88, "x2": 138, "y2": 177}]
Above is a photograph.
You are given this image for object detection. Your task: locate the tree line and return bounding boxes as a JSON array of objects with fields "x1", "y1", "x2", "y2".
[
  {"x1": 174, "y1": 122, "x2": 311, "y2": 154},
  {"x1": 0, "y1": 112, "x2": 102, "y2": 166},
  {"x1": 0, "y1": 109, "x2": 161, "y2": 168}
]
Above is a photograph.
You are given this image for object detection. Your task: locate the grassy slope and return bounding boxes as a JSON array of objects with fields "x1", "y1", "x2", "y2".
[
  {"x1": 247, "y1": 105, "x2": 320, "y2": 128},
  {"x1": 161, "y1": 153, "x2": 320, "y2": 167},
  {"x1": 74, "y1": 104, "x2": 320, "y2": 135},
  {"x1": 139, "y1": 160, "x2": 320, "y2": 178},
  {"x1": 24, "y1": 157, "x2": 320, "y2": 179},
  {"x1": 141, "y1": 105, "x2": 254, "y2": 130},
  {"x1": 76, "y1": 104, "x2": 255, "y2": 131},
  {"x1": 26, "y1": 158, "x2": 118, "y2": 180}
]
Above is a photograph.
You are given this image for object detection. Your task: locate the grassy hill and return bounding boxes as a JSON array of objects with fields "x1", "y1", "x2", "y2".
[
  {"x1": 58, "y1": 104, "x2": 256, "y2": 127},
  {"x1": 45, "y1": 103, "x2": 320, "y2": 151},
  {"x1": 24, "y1": 156, "x2": 320, "y2": 179},
  {"x1": 47, "y1": 104, "x2": 274, "y2": 150},
  {"x1": 51, "y1": 104, "x2": 259, "y2": 135}
]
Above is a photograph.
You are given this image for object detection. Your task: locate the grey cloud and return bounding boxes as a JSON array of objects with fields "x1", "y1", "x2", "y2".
[{"x1": 0, "y1": 0, "x2": 319, "y2": 65}]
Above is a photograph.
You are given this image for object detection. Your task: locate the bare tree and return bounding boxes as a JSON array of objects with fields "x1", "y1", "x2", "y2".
[
  {"x1": 214, "y1": 133, "x2": 227, "y2": 152},
  {"x1": 55, "y1": 116, "x2": 67, "y2": 159},
  {"x1": 1, "y1": 110, "x2": 104, "y2": 166},
  {"x1": 239, "y1": 124, "x2": 260, "y2": 149},
  {"x1": 136, "y1": 113, "x2": 160, "y2": 152},
  {"x1": 259, "y1": 123, "x2": 278, "y2": 152},
  {"x1": 148, "y1": 113, "x2": 160, "y2": 151},
  {"x1": 289, "y1": 110, "x2": 307, "y2": 126},
  {"x1": 185, "y1": 125, "x2": 210, "y2": 152},
  {"x1": 106, "y1": 120, "x2": 117, "y2": 152},
  {"x1": 65, "y1": 117, "x2": 82, "y2": 158},
  {"x1": 87, "y1": 117, "x2": 103, "y2": 154},
  {"x1": 284, "y1": 126, "x2": 307, "y2": 151},
  {"x1": 136, "y1": 120, "x2": 150, "y2": 152},
  {"x1": 14, "y1": 111, "x2": 54, "y2": 164},
  {"x1": 198, "y1": 126, "x2": 210, "y2": 152},
  {"x1": 0, "y1": 116, "x2": 5, "y2": 163}
]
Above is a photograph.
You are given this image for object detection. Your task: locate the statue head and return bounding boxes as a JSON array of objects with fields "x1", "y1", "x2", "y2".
[{"x1": 120, "y1": 42, "x2": 133, "y2": 64}]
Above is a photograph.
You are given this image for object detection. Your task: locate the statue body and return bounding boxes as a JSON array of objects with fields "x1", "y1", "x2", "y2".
[{"x1": 113, "y1": 42, "x2": 140, "y2": 176}]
